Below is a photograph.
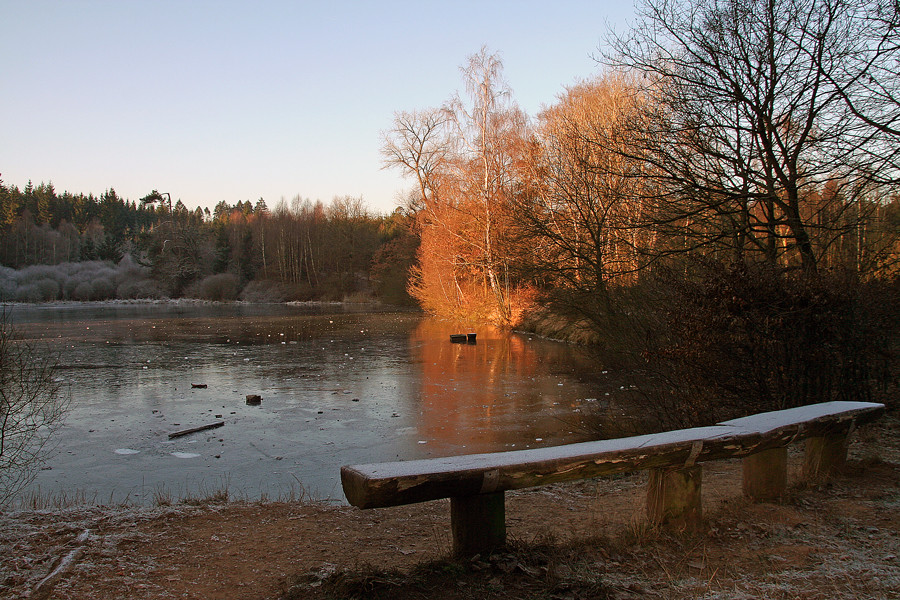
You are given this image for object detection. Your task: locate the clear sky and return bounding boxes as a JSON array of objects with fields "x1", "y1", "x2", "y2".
[{"x1": 1, "y1": 0, "x2": 637, "y2": 215}]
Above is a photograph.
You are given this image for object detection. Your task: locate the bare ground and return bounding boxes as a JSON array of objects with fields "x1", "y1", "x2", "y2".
[{"x1": 2, "y1": 415, "x2": 899, "y2": 600}]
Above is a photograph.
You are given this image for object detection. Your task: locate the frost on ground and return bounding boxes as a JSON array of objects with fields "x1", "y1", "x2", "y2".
[
  {"x1": 0, "y1": 504, "x2": 213, "y2": 599},
  {"x1": 0, "y1": 415, "x2": 897, "y2": 600}
]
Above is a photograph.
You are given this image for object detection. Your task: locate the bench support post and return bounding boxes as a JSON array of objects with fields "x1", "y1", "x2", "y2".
[
  {"x1": 743, "y1": 447, "x2": 787, "y2": 501},
  {"x1": 803, "y1": 433, "x2": 848, "y2": 481},
  {"x1": 646, "y1": 465, "x2": 702, "y2": 530},
  {"x1": 450, "y1": 492, "x2": 505, "y2": 557}
]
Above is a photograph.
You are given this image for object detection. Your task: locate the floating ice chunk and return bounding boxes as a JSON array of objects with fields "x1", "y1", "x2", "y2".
[
  {"x1": 114, "y1": 448, "x2": 140, "y2": 455},
  {"x1": 171, "y1": 452, "x2": 201, "y2": 459}
]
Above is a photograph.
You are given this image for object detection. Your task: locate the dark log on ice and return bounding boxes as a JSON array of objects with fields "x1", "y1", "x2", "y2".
[{"x1": 167, "y1": 421, "x2": 225, "y2": 439}]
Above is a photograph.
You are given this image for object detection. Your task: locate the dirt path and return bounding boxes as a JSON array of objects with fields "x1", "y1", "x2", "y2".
[{"x1": 2, "y1": 420, "x2": 899, "y2": 600}]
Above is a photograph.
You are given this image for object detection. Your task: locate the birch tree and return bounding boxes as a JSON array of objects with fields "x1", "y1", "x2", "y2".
[{"x1": 383, "y1": 48, "x2": 530, "y2": 323}]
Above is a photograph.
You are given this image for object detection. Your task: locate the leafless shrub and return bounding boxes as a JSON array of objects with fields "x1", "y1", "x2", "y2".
[
  {"x1": 239, "y1": 280, "x2": 292, "y2": 303},
  {"x1": 0, "y1": 258, "x2": 165, "y2": 302},
  {"x1": 184, "y1": 273, "x2": 241, "y2": 301},
  {"x1": 14, "y1": 280, "x2": 59, "y2": 302},
  {"x1": 0, "y1": 309, "x2": 69, "y2": 506},
  {"x1": 115, "y1": 278, "x2": 167, "y2": 299},
  {"x1": 636, "y1": 260, "x2": 899, "y2": 427}
]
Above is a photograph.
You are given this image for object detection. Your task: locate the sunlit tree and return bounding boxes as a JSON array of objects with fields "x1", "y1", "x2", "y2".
[
  {"x1": 515, "y1": 74, "x2": 654, "y2": 324},
  {"x1": 383, "y1": 47, "x2": 532, "y2": 323}
]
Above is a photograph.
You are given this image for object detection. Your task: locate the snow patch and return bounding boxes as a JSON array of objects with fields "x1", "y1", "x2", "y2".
[{"x1": 171, "y1": 452, "x2": 201, "y2": 459}]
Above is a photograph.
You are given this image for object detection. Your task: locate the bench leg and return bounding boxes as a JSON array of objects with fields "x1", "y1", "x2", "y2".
[
  {"x1": 647, "y1": 466, "x2": 702, "y2": 530},
  {"x1": 743, "y1": 447, "x2": 787, "y2": 501},
  {"x1": 450, "y1": 492, "x2": 505, "y2": 557},
  {"x1": 803, "y1": 433, "x2": 848, "y2": 481}
]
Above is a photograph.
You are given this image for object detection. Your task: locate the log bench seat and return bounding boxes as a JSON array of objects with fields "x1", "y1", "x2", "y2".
[{"x1": 341, "y1": 401, "x2": 885, "y2": 556}]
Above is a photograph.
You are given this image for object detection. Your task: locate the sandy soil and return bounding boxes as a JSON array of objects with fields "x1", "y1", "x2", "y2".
[{"x1": 1, "y1": 417, "x2": 898, "y2": 600}]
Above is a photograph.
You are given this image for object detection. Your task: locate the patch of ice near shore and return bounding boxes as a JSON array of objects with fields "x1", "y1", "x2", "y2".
[{"x1": 114, "y1": 448, "x2": 140, "y2": 455}]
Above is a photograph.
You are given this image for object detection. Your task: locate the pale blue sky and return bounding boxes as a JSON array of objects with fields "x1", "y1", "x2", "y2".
[{"x1": 1, "y1": 0, "x2": 636, "y2": 214}]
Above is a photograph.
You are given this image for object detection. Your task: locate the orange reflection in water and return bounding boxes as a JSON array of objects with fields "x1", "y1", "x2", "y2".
[{"x1": 408, "y1": 319, "x2": 585, "y2": 455}]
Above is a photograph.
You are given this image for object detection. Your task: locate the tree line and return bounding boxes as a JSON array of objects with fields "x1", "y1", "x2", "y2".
[
  {"x1": 385, "y1": 0, "x2": 899, "y2": 327},
  {"x1": 0, "y1": 180, "x2": 417, "y2": 304},
  {"x1": 383, "y1": 0, "x2": 899, "y2": 421}
]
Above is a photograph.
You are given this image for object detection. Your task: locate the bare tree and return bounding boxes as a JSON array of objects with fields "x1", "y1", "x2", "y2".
[
  {"x1": 605, "y1": 0, "x2": 892, "y2": 274},
  {"x1": 0, "y1": 310, "x2": 69, "y2": 505},
  {"x1": 381, "y1": 109, "x2": 451, "y2": 212},
  {"x1": 515, "y1": 74, "x2": 654, "y2": 325},
  {"x1": 447, "y1": 47, "x2": 530, "y2": 322},
  {"x1": 813, "y1": 0, "x2": 900, "y2": 182}
]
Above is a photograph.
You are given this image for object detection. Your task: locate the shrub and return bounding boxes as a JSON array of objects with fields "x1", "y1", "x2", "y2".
[
  {"x1": 116, "y1": 278, "x2": 167, "y2": 300},
  {"x1": 185, "y1": 273, "x2": 241, "y2": 301},
  {"x1": 0, "y1": 268, "x2": 15, "y2": 301},
  {"x1": 239, "y1": 280, "x2": 291, "y2": 303},
  {"x1": 0, "y1": 309, "x2": 69, "y2": 505},
  {"x1": 635, "y1": 260, "x2": 899, "y2": 427},
  {"x1": 14, "y1": 279, "x2": 59, "y2": 302},
  {"x1": 73, "y1": 281, "x2": 94, "y2": 301},
  {"x1": 15, "y1": 265, "x2": 62, "y2": 287}
]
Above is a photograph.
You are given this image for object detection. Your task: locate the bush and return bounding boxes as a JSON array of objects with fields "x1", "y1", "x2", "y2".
[
  {"x1": 15, "y1": 265, "x2": 63, "y2": 287},
  {"x1": 635, "y1": 260, "x2": 898, "y2": 427},
  {"x1": 14, "y1": 279, "x2": 59, "y2": 302},
  {"x1": 0, "y1": 268, "x2": 15, "y2": 301},
  {"x1": 73, "y1": 281, "x2": 94, "y2": 301},
  {"x1": 185, "y1": 273, "x2": 241, "y2": 301},
  {"x1": 239, "y1": 280, "x2": 292, "y2": 303},
  {"x1": 116, "y1": 278, "x2": 167, "y2": 300}
]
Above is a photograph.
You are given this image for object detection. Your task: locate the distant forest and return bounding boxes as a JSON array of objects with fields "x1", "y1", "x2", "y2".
[{"x1": 0, "y1": 180, "x2": 418, "y2": 304}]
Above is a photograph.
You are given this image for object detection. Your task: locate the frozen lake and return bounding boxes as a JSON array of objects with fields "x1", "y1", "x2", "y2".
[{"x1": 8, "y1": 302, "x2": 627, "y2": 504}]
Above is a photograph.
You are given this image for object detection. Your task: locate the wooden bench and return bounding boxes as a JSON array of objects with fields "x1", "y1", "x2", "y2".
[{"x1": 341, "y1": 401, "x2": 885, "y2": 556}]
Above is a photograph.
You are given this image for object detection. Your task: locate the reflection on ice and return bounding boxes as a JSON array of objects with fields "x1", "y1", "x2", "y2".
[{"x1": 8, "y1": 303, "x2": 617, "y2": 505}]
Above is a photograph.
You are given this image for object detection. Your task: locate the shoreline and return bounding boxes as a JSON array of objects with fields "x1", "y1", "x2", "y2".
[{"x1": 1, "y1": 412, "x2": 897, "y2": 599}]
